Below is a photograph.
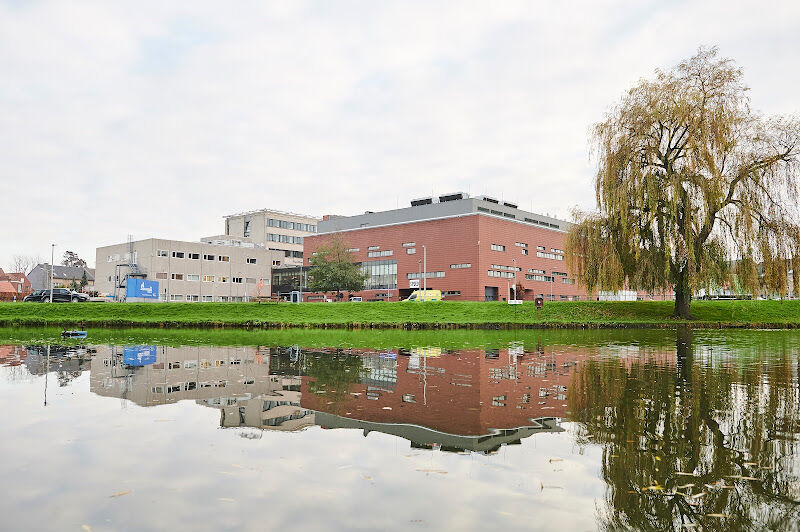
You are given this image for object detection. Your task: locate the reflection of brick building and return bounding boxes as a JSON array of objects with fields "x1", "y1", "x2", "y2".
[
  {"x1": 0, "y1": 345, "x2": 28, "y2": 367},
  {"x1": 301, "y1": 345, "x2": 583, "y2": 438}
]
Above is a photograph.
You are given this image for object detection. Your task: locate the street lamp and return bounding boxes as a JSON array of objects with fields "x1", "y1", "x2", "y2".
[
  {"x1": 512, "y1": 258, "x2": 517, "y2": 300},
  {"x1": 422, "y1": 245, "x2": 427, "y2": 292},
  {"x1": 49, "y1": 244, "x2": 56, "y2": 303}
]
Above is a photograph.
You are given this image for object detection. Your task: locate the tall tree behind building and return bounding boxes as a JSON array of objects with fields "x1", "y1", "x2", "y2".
[
  {"x1": 567, "y1": 47, "x2": 800, "y2": 319},
  {"x1": 61, "y1": 251, "x2": 87, "y2": 268}
]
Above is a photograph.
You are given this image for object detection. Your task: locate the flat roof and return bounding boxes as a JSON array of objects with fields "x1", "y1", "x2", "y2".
[
  {"x1": 223, "y1": 208, "x2": 320, "y2": 220},
  {"x1": 318, "y1": 197, "x2": 569, "y2": 234}
]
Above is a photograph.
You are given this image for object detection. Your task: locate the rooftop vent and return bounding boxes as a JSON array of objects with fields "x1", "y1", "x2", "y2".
[
  {"x1": 411, "y1": 197, "x2": 434, "y2": 207},
  {"x1": 501, "y1": 201, "x2": 518, "y2": 209},
  {"x1": 438, "y1": 192, "x2": 468, "y2": 203},
  {"x1": 480, "y1": 196, "x2": 499, "y2": 204}
]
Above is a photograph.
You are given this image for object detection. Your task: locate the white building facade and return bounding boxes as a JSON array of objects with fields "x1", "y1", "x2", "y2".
[
  {"x1": 222, "y1": 209, "x2": 319, "y2": 267},
  {"x1": 95, "y1": 238, "x2": 282, "y2": 301}
]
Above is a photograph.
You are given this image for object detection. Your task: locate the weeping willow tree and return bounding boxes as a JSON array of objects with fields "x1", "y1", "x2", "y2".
[{"x1": 567, "y1": 48, "x2": 800, "y2": 318}]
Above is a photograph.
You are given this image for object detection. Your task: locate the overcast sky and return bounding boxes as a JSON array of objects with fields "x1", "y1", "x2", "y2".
[{"x1": 2, "y1": 1, "x2": 799, "y2": 270}]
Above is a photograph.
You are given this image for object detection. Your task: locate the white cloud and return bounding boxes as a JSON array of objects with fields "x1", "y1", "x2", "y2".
[{"x1": 1, "y1": 0, "x2": 798, "y2": 269}]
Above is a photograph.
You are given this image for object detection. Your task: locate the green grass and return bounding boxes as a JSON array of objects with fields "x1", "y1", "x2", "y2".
[{"x1": 2, "y1": 300, "x2": 800, "y2": 329}]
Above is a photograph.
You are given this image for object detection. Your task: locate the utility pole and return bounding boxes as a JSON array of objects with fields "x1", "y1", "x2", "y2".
[
  {"x1": 423, "y1": 245, "x2": 427, "y2": 291},
  {"x1": 512, "y1": 258, "x2": 517, "y2": 300},
  {"x1": 49, "y1": 244, "x2": 55, "y2": 303}
]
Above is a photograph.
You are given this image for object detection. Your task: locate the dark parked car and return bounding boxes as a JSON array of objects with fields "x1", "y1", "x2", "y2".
[
  {"x1": 23, "y1": 289, "x2": 50, "y2": 302},
  {"x1": 33, "y1": 288, "x2": 90, "y2": 302}
]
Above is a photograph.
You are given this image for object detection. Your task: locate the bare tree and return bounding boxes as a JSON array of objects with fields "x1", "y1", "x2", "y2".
[{"x1": 9, "y1": 254, "x2": 42, "y2": 275}]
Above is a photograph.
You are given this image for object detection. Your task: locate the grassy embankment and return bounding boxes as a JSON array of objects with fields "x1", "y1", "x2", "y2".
[{"x1": 2, "y1": 300, "x2": 800, "y2": 329}]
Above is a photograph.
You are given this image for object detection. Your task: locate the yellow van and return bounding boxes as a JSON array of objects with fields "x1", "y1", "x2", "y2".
[{"x1": 404, "y1": 289, "x2": 442, "y2": 302}]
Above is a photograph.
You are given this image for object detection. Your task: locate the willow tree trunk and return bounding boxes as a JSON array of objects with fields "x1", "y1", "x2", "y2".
[{"x1": 674, "y1": 268, "x2": 694, "y2": 320}]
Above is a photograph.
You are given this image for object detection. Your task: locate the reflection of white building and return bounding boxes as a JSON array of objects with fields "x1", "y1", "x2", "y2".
[
  {"x1": 204, "y1": 381, "x2": 315, "y2": 432},
  {"x1": 89, "y1": 345, "x2": 314, "y2": 432}
]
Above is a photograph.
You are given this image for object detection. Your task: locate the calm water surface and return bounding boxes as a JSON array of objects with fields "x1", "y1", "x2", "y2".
[{"x1": 1, "y1": 328, "x2": 799, "y2": 531}]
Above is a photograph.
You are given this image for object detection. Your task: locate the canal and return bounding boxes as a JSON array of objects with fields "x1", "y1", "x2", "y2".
[{"x1": 0, "y1": 328, "x2": 798, "y2": 530}]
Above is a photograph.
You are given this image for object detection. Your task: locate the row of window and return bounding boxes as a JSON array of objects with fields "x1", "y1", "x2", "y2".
[
  {"x1": 537, "y1": 251, "x2": 564, "y2": 261},
  {"x1": 106, "y1": 252, "x2": 137, "y2": 262},
  {"x1": 475, "y1": 206, "x2": 561, "y2": 229},
  {"x1": 152, "y1": 358, "x2": 243, "y2": 370},
  {"x1": 156, "y1": 273, "x2": 259, "y2": 284},
  {"x1": 492, "y1": 264, "x2": 521, "y2": 272},
  {"x1": 450, "y1": 263, "x2": 471, "y2": 269},
  {"x1": 493, "y1": 244, "x2": 563, "y2": 258},
  {"x1": 158, "y1": 250, "x2": 237, "y2": 262},
  {"x1": 267, "y1": 233, "x2": 303, "y2": 245},
  {"x1": 523, "y1": 274, "x2": 574, "y2": 284},
  {"x1": 367, "y1": 250, "x2": 393, "y2": 258},
  {"x1": 267, "y1": 219, "x2": 317, "y2": 232},
  {"x1": 151, "y1": 381, "x2": 229, "y2": 394},
  {"x1": 407, "y1": 271, "x2": 445, "y2": 279},
  {"x1": 168, "y1": 295, "x2": 247, "y2": 302}
]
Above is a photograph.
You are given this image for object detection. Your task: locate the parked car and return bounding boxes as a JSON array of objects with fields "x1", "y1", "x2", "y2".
[
  {"x1": 404, "y1": 289, "x2": 442, "y2": 302},
  {"x1": 349, "y1": 296, "x2": 363, "y2": 302},
  {"x1": 36, "y1": 288, "x2": 90, "y2": 302},
  {"x1": 23, "y1": 289, "x2": 50, "y2": 302}
]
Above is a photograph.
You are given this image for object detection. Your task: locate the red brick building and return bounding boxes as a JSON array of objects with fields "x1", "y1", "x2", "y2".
[
  {"x1": 0, "y1": 268, "x2": 32, "y2": 301},
  {"x1": 302, "y1": 194, "x2": 584, "y2": 301}
]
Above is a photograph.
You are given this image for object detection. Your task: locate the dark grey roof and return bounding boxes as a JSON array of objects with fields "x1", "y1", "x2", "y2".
[{"x1": 32, "y1": 264, "x2": 95, "y2": 281}]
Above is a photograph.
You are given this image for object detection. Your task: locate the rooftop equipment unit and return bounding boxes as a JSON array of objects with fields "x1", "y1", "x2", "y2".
[
  {"x1": 481, "y1": 196, "x2": 499, "y2": 204},
  {"x1": 438, "y1": 192, "x2": 468, "y2": 203},
  {"x1": 501, "y1": 201, "x2": 518, "y2": 209},
  {"x1": 411, "y1": 197, "x2": 434, "y2": 207}
]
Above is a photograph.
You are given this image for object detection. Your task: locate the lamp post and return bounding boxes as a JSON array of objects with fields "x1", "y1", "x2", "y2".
[
  {"x1": 49, "y1": 244, "x2": 56, "y2": 303},
  {"x1": 422, "y1": 245, "x2": 427, "y2": 291},
  {"x1": 512, "y1": 258, "x2": 517, "y2": 300}
]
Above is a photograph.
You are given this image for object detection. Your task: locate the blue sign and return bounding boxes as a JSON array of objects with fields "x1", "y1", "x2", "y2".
[
  {"x1": 123, "y1": 345, "x2": 157, "y2": 366},
  {"x1": 127, "y1": 279, "x2": 159, "y2": 299}
]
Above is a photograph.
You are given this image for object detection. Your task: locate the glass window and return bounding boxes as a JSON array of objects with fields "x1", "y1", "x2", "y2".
[
  {"x1": 491, "y1": 244, "x2": 505, "y2": 252},
  {"x1": 157, "y1": 250, "x2": 168, "y2": 257},
  {"x1": 367, "y1": 250, "x2": 393, "y2": 258},
  {"x1": 172, "y1": 251, "x2": 184, "y2": 259}
]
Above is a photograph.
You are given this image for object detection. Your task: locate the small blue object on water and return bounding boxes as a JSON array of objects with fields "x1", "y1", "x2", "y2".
[{"x1": 61, "y1": 330, "x2": 87, "y2": 338}]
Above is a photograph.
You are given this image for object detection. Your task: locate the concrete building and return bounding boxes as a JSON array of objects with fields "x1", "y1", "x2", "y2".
[
  {"x1": 95, "y1": 237, "x2": 282, "y2": 301},
  {"x1": 28, "y1": 264, "x2": 95, "y2": 291},
  {"x1": 298, "y1": 193, "x2": 583, "y2": 301},
  {"x1": 221, "y1": 208, "x2": 320, "y2": 266}
]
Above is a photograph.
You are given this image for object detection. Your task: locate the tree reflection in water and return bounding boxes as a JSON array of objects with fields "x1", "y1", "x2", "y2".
[{"x1": 569, "y1": 327, "x2": 800, "y2": 530}]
